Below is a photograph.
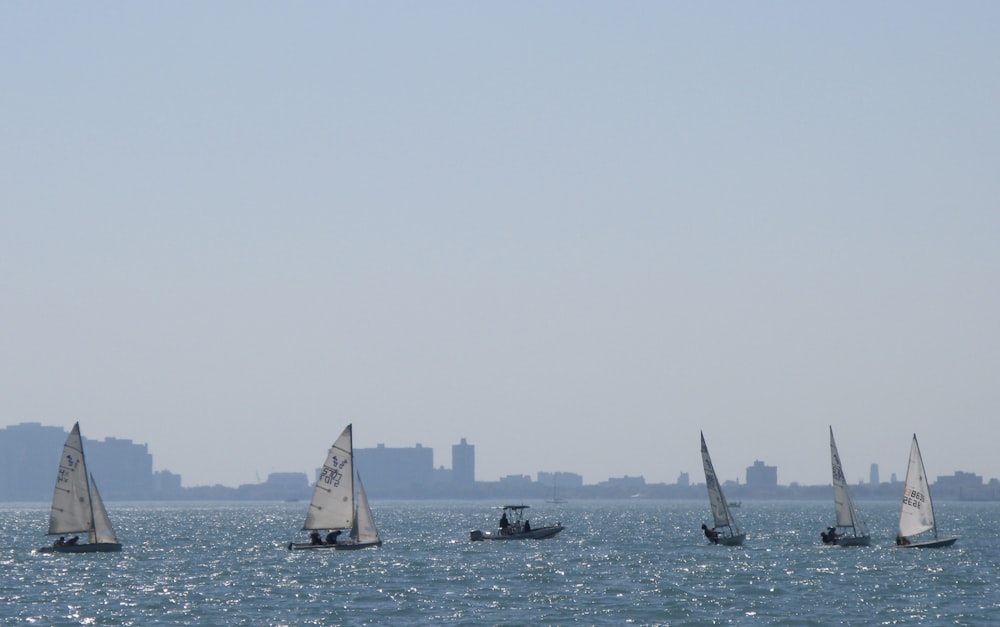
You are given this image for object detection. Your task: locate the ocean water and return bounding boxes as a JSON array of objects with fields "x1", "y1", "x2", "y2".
[{"x1": 1, "y1": 500, "x2": 996, "y2": 625}]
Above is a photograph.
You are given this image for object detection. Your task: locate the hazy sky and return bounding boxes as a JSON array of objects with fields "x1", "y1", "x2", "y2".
[{"x1": 3, "y1": 3, "x2": 998, "y2": 489}]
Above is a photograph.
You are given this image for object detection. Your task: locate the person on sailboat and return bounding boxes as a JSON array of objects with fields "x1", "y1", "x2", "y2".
[
  {"x1": 701, "y1": 524, "x2": 720, "y2": 544},
  {"x1": 895, "y1": 534, "x2": 910, "y2": 546},
  {"x1": 66, "y1": 535, "x2": 79, "y2": 546},
  {"x1": 821, "y1": 526, "x2": 841, "y2": 544},
  {"x1": 309, "y1": 530, "x2": 323, "y2": 545},
  {"x1": 325, "y1": 529, "x2": 341, "y2": 544},
  {"x1": 54, "y1": 536, "x2": 66, "y2": 547}
]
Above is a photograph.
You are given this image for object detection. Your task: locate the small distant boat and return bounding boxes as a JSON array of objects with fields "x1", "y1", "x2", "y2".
[
  {"x1": 700, "y1": 431, "x2": 745, "y2": 546},
  {"x1": 470, "y1": 505, "x2": 565, "y2": 541},
  {"x1": 726, "y1": 500, "x2": 742, "y2": 508},
  {"x1": 547, "y1": 476, "x2": 567, "y2": 504},
  {"x1": 37, "y1": 423, "x2": 121, "y2": 553},
  {"x1": 288, "y1": 424, "x2": 382, "y2": 551},
  {"x1": 895, "y1": 434, "x2": 958, "y2": 548},
  {"x1": 823, "y1": 427, "x2": 870, "y2": 546}
]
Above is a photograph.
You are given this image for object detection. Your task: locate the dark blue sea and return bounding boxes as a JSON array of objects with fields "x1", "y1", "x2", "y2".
[{"x1": 2, "y1": 500, "x2": 996, "y2": 625}]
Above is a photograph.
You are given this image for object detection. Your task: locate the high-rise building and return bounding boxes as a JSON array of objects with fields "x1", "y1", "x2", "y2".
[
  {"x1": 746, "y1": 460, "x2": 778, "y2": 488},
  {"x1": 354, "y1": 443, "x2": 434, "y2": 495},
  {"x1": 869, "y1": 463, "x2": 880, "y2": 486},
  {"x1": 0, "y1": 422, "x2": 154, "y2": 500},
  {"x1": 452, "y1": 437, "x2": 475, "y2": 485}
]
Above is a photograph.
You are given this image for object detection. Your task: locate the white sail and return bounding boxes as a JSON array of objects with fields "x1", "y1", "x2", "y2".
[
  {"x1": 303, "y1": 424, "x2": 355, "y2": 531},
  {"x1": 48, "y1": 423, "x2": 94, "y2": 535},
  {"x1": 898, "y1": 434, "x2": 935, "y2": 538},
  {"x1": 830, "y1": 427, "x2": 867, "y2": 536},
  {"x1": 701, "y1": 431, "x2": 739, "y2": 534},
  {"x1": 351, "y1": 473, "x2": 381, "y2": 545},
  {"x1": 89, "y1": 474, "x2": 119, "y2": 545}
]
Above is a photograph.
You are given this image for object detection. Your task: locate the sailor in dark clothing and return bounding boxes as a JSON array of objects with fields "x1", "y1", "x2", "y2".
[
  {"x1": 325, "y1": 529, "x2": 342, "y2": 544},
  {"x1": 702, "y1": 523, "x2": 720, "y2": 544}
]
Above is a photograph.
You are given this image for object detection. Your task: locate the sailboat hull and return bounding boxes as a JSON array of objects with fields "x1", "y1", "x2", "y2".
[
  {"x1": 288, "y1": 539, "x2": 382, "y2": 551},
  {"x1": 470, "y1": 525, "x2": 565, "y2": 541},
  {"x1": 832, "y1": 535, "x2": 870, "y2": 547},
  {"x1": 38, "y1": 542, "x2": 122, "y2": 554},
  {"x1": 713, "y1": 533, "x2": 745, "y2": 546},
  {"x1": 897, "y1": 536, "x2": 959, "y2": 548}
]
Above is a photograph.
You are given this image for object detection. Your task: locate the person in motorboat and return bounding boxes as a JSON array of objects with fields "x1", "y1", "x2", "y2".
[
  {"x1": 499, "y1": 512, "x2": 510, "y2": 535},
  {"x1": 325, "y1": 529, "x2": 342, "y2": 545},
  {"x1": 523, "y1": 519, "x2": 531, "y2": 532},
  {"x1": 701, "y1": 524, "x2": 720, "y2": 544}
]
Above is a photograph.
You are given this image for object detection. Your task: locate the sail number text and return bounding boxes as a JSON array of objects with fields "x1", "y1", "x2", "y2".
[
  {"x1": 320, "y1": 454, "x2": 349, "y2": 487},
  {"x1": 902, "y1": 489, "x2": 925, "y2": 508}
]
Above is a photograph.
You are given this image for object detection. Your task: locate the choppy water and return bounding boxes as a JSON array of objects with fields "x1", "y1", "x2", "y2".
[{"x1": 1, "y1": 500, "x2": 997, "y2": 625}]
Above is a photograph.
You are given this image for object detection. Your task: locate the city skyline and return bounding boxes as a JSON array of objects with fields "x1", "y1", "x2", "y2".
[
  {"x1": 3, "y1": 4, "x2": 998, "y2": 490},
  {"x1": 1, "y1": 421, "x2": 991, "y2": 492}
]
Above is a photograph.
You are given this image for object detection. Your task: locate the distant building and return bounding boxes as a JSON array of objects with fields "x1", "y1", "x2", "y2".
[
  {"x1": 537, "y1": 471, "x2": 584, "y2": 489},
  {"x1": 0, "y1": 422, "x2": 67, "y2": 500},
  {"x1": 935, "y1": 471, "x2": 983, "y2": 490},
  {"x1": 452, "y1": 438, "x2": 475, "y2": 485},
  {"x1": 746, "y1": 460, "x2": 778, "y2": 489},
  {"x1": 235, "y1": 472, "x2": 311, "y2": 500},
  {"x1": 0, "y1": 422, "x2": 154, "y2": 501},
  {"x1": 265, "y1": 472, "x2": 310, "y2": 490},
  {"x1": 153, "y1": 470, "x2": 183, "y2": 495},
  {"x1": 86, "y1": 435, "x2": 154, "y2": 499},
  {"x1": 600, "y1": 475, "x2": 646, "y2": 491},
  {"x1": 354, "y1": 443, "x2": 434, "y2": 495},
  {"x1": 677, "y1": 472, "x2": 690, "y2": 487},
  {"x1": 870, "y1": 463, "x2": 880, "y2": 486},
  {"x1": 499, "y1": 474, "x2": 533, "y2": 486}
]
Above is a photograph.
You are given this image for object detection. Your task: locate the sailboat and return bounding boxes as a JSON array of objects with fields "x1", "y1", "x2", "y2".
[
  {"x1": 288, "y1": 424, "x2": 382, "y2": 551},
  {"x1": 700, "y1": 431, "x2": 745, "y2": 546},
  {"x1": 895, "y1": 434, "x2": 958, "y2": 548},
  {"x1": 37, "y1": 423, "x2": 121, "y2": 553},
  {"x1": 547, "y1": 475, "x2": 566, "y2": 504},
  {"x1": 823, "y1": 427, "x2": 870, "y2": 546}
]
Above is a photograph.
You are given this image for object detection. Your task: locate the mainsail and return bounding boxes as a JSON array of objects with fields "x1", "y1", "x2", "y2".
[
  {"x1": 898, "y1": 434, "x2": 935, "y2": 538},
  {"x1": 303, "y1": 424, "x2": 355, "y2": 531},
  {"x1": 48, "y1": 423, "x2": 94, "y2": 535},
  {"x1": 701, "y1": 431, "x2": 739, "y2": 534},
  {"x1": 830, "y1": 427, "x2": 867, "y2": 536}
]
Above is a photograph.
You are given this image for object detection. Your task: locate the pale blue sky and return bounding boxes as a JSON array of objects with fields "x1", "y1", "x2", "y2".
[{"x1": 2, "y1": 3, "x2": 998, "y2": 488}]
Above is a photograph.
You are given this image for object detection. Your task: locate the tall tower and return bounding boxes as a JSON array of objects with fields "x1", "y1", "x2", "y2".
[
  {"x1": 869, "y1": 463, "x2": 880, "y2": 486},
  {"x1": 452, "y1": 437, "x2": 475, "y2": 485}
]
